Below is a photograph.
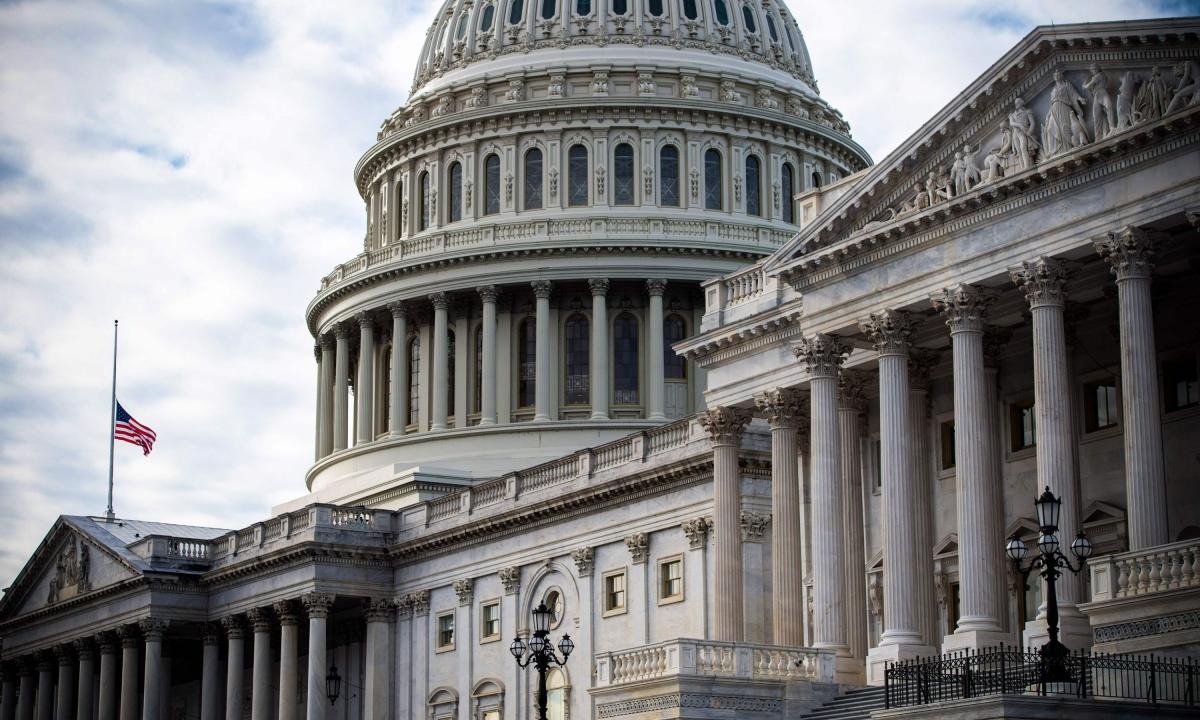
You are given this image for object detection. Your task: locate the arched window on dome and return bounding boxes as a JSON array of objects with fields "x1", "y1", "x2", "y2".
[
  {"x1": 785, "y1": 24, "x2": 797, "y2": 53},
  {"x1": 704, "y1": 149, "x2": 723, "y2": 210},
  {"x1": 765, "y1": 14, "x2": 778, "y2": 42},
  {"x1": 447, "y1": 329, "x2": 456, "y2": 421},
  {"x1": 408, "y1": 335, "x2": 420, "y2": 428},
  {"x1": 484, "y1": 154, "x2": 501, "y2": 215},
  {"x1": 659, "y1": 145, "x2": 680, "y2": 207},
  {"x1": 781, "y1": 162, "x2": 795, "y2": 224},
  {"x1": 740, "y1": 3, "x2": 756, "y2": 33},
  {"x1": 567, "y1": 145, "x2": 588, "y2": 207},
  {"x1": 456, "y1": 12, "x2": 470, "y2": 39},
  {"x1": 647, "y1": 0, "x2": 664, "y2": 16},
  {"x1": 480, "y1": 3, "x2": 496, "y2": 31},
  {"x1": 575, "y1": 0, "x2": 590, "y2": 15},
  {"x1": 664, "y1": 314, "x2": 687, "y2": 379},
  {"x1": 518, "y1": 318, "x2": 536, "y2": 408},
  {"x1": 745, "y1": 154, "x2": 761, "y2": 216},
  {"x1": 613, "y1": 143, "x2": 635, "y2": 206},
  {"x1": 713, "y1": 0, "x2": 730, "y2": 26},
  {"x1": 540, "y1": 0, "x2": 556, "y2": 20},
  {"x1": 681, "y1": 0, "x2": 699, "y2": 20},
  {"x1": 612, "y1": 0, "x2": 628, "y2": 15},
  {"x1": 419, "y1": 171, "x2": 431, "y2": 230},
  {"x1": 524, "y1": 148, "x2": 543, "y2": 210},
  {"x1": 449, "y1": 161, "x2": 463, "y2": 223},
  {"x1": 473, "y1": 326, "x2": 483, "y2": 414},
  {"x1": 613, "y1": 313, "x2": 639, "y2": 405},
  {"x1": 437, "y1": 17, "x2": 452, "y2": 53},
  {"x1": 564, "y1": 313, "x2": 589, "y2": 406},
  {"x1": 508, "y1": 0, "x2": 525, "y2": 25}
]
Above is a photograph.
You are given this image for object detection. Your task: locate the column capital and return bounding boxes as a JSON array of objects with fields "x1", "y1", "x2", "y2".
[
  {"x1": 363, "y1": 598, "x2": 396, "y2": 622},
  {"x1": 272, "y1": 600, "x2": 300, "y2": 626},
  {"x1": 428, "y1": 291, "x2": 449, "y2": 310},
  {"x1": 136, "y1": 618, "x2": 167, "y2": 642},
  {"x1": 115, "y1": 624, "x2": 140, "y2": 649},
  {"x1": 1009, "y1": 256, "x2": 1070, "y2": 308},
  {"x1": 982, "y1": 325, "x2": 1013, "y2": 369},
  {"x1": 53, "y1": 644, "x2": 75, "y2": 666},
  {"x1": 1094, "y1": 227, "x2": 1157, "y2": 280},
  {"x1": 200, "y1": 623, "x2": 222, "y2": 646},
  {"x1": 754, "y1": 388, "x2": 805, "y2": 429},
  {"x1": 645, "y1": 279, "x2": 667, "y2": 297},
  {"x1": 355, "y1": 311, "x2": 374, "y2": 329},
  {"x1": 407, "y1": 590, "x2": 431, "y2": 616},
  {"x1": 699, "y1": 407, "x2": 752, "y2": 445},
  {"x1": 570, "y1": 546, "x2": 594, "y2": 577},
  {"x1": 499, "y1": 566, "x2": 521, "y2": 596},
  {"x1": 930, "y1": 283, "x2": 994, "y2": 333},
  {"x1": 246, "y1": 607, "x2": 273, "y2": 633},
  {"x1": 860, "y1": 310, "x2": 916, "y2": 356},
  {"x1": 838, "y1": 371, "x2": 869, "y2": 412},
  {"x1": 72, "y1": 638, "x2": 95, "y2": 660},
  {"x1": 220, "y1": 615, "x2": 246, "y2": 640},
  {"x1": 301, "y1": 592, "x2": 335, "y2": 619},
  {"x1": 313, "y1": 344, "x2": 321, "y2": 362},
  {"x1": 530, "y1": 280, "x2": 553, "y2": 299},
  {"x1": 681, "y1": 517, "x2": 712, "y2": 549},
  {"x1": 739, "y1": 512, "x2": 770, "y2": 543},
  {"x1": 794, "y1": 333, "x2": 850, "y2": 377},
  {"x1": 37, "y1": 651, "x2": 55, "y2": 672},
  {"x1": 394, "y1": 596, "x2": 413, "y2": 620},
  {"x1": 96, "y1": 631, "x2": 119, "y2": 654},
  {"x1": 452, "y1": 579, "x2": 474, "y2": 606},
  {"x1": 387, "y1": 301, "x2": 406, "y2": 319},
  {"x1": 624, "y1": 533, "x2": 649, "y2": 564},
  {"x1": 476, "y1": 285, "x2": 499, "y2": 303},
  {"x1": 907, "y1": 348, "x2": 940, "y2": 390},
  {"x1": 333, "y1": 322, "x2": 355, "y2": 340},
  {"x1": 588, "y1": 278, "x2": 610, "y2": 297},
  {"x1": 319, "y1": 333, "x2": 336, "y2": 350}
]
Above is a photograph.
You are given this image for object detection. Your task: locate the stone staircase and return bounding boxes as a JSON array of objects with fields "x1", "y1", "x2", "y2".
[{"x1": 798, "y1": 686, "x2": 887, "y2": 720}]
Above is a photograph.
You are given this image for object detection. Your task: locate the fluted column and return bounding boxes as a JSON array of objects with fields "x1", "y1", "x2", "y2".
[
  {"x1": 96, "y1": 636, "x2": 117, "y2": 720},
  {"x1": 332, "y1": 325, "x2": 352, "y2": 451},
  {"x1": 933, "y1": 286, "x2": 1007, "y2": 650},
  {"x1": 388, "y1": 303, "x2": 408, "y2": 435},
  {"x1": 247, "y1": 609, "x2": 272, "y2": 720},
  {"x1": 362, "y1": 599, "x2": 394, "y2": 720},
  {"x1": 589, "y1": 280, "x2": 610, "y2": 420},
  {"x1": 794, "y1": 335, "x2": 850, "y2": 657},
  {"x1": 313, "y1": 346, "x2": 322, "y2": 461},
  {"x1": 139, "y1": 620, "x2": 165, "y2": 720},
  {"x1": 698, "y1": 407, "x2": 752, "y2": 641},
  {"x1": 16, "y1": 663, "x2": 34, "y2": 720},
  {"x1": 477, "y1": 287, "x2": 499, "y2": 425},
  {"x1": 117, "y1": 628, "x2": 139, "y2": 720},
  {"x1": 838, "y1": 373, "x2": 869, "y2": 663},
  {"x1": 532, "y1": 281, "x2": 553, "y2": 422},
  {"x1": 355, "y1": 313, "x2": 375, "y2": 444},
  {"x1": 430, "y1": 292, "x2": 449, "y2": 430},
  {"x1": 301, "y1": 594, "x2": 334, "y2": 720},
  {"x1": 1094, "y1": 229, "x2": 1168, "y2": 549},
  {"x1": 222, "y1": 618, "x2": 244, "y2": 720},
  {"x1": 198, "y1": 627, "x2": 220, "y2": 720},
  {"x1": 74, "y1": 640, "x2": 94, "y2": 720},
  {"x1": 1, "y1": 665, "x2": 16, "y2": 720},
  {"x1": 317, "y1": 336, "x2": 335, "y2": 457},
  {"x1": 908, "y1": 351, "x2": 940, "y2": 648},
  {"x1": 274, "y1": 602, "x2": 298, "y2": 720},
  {"x1": 646, "y1": 280, "x2": 667, "y2": 421},
  {"x1": 54, "y1": 646, "x2": 74, "y2": 720},
  {"x1": 861, "y1": 312, "x2": 934, "y2": 683},
  {"x1": 755, "y1": 389, "x2": 806, "y2": 647},
  {"x1": 983, "y1": 327, "x2": 1013, "y2": 626}
]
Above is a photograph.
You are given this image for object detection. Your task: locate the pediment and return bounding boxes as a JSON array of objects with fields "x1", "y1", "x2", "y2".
[
  {"x1": 933, "y1": 533, "x2": 959, "y2": 558},
  {"x1": 1082, "y1": 500, "x2": 1125, "y2": 526},
  {"x1": 765, "y1": 18, "x2": 1200, "y2": 281},
  {"x1": 1005, "y1": 516, "x2": 1040, "y2": 540}
]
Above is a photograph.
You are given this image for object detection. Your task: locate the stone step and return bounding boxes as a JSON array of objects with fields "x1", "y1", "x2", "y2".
[{"x1": 797, "y1": 687, "x2": 887, "y2": 720}]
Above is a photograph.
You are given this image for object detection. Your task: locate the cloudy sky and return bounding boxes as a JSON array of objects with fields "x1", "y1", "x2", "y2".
[{"x1": 0, "y1": 0, "x2": 1194, "y2": 586}]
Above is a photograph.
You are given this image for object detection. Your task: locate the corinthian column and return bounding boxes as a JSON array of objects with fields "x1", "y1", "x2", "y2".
[
  {"x1": 932, "y1": 285, "x2": 1008, "y2": 650},
  {"x1": 430, "y1": 292, "x2": 449, "y2": 430},
  {"x1": 199, "y1": 626, "x2": 220, "y2": 720},
  {"x1": 332, "y1": 324, "x2": 352, "y2": 451},
  {"x1": 15, "y1": 662, "x2": 34, "y2": 720},
  {"x1": 247, "y1": 609, "x2": 272, "y2": 720},
  {"x1": 34, "y1": 655, "x2": 52, "y2": 720},
  {"x1": 754, "y1": 388, "x2": 806, "y2": 647},
  {"x1": 117, "y1": 627, "x2": 139, "y2": 720},
  {"x1": 908, "y1": 350, "x2": 940, "y2": 648},
  {"x1": 794, "y1": 335, "x2": 850, "y2": 661},
  {"x1": 838, "y1": 373, "x2": 869, "y2": 665},
  {"x1": 362, "y1": 599, "x2": 394, "y2": 720},
  {"x1": 698, "y1": 407, "x2": 752, "y2": 641},
  {"x1": 318, "y1": 336, "x2": 335, "y2": 456},
  {"x1": 477, "y1": 287, "x2": 498, "y2": 425},
  {"x1": 1, "y1": 665, "x2": 16, "y2": 720},
  {"x1": 75, "y1": 640, "x2": 94, "y2": 720},
  {"x1": 301, "y1": 594, "x2": 334, "y2": 720},
  {"x1": 860, "y1": 312, "x2": 934, "y2": 684},
  {"x1": 96, "y1": 635, "x2": 118, "y2": 720},
  {"x1": 274, "y1": 602, "x2": 298, "y2": 720},
  {"x1": 589, "y1": 280, "x2": 610, "y2": 420},
  {"x1": 54, "y1": 646, "x2": 74, "y2": 720},
  {"x1": 356, "y1": 313, "x2": 375, "y2": 443},
  {"x1": 139, "y1": 619, "x2": 167, "y2": 720},
  {"x1": 222, "y1": 617, "x2": 245, "y2": 720},
  {"x1": 1094, "y1": 229, "x2": 1168, "y2": 549},
  {"x1": 388, "y1": 302, "x2": 408, "y2": 435},
  {"x1": 646, "y1": 280, "x2": 668, "y2": 421},
  {"x1": 532, "y1": 281, "x2": 553, "y2": 422}
]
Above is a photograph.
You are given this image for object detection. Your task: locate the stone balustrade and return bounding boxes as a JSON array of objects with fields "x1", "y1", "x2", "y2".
[
  {"x1": 594, "y1": 638, "x2": 836, "y2": 687},
  {"x1": 700, "y1": 261, "x2": 796, "y2": 332},
  {"x1": 1089, "y1": 538, "x2": 1200, "y2": 602}
]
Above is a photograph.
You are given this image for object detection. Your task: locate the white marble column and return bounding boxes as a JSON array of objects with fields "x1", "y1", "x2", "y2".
[
  {"x1": 333, "y1": 325, "x2": 352, "y2": 451},
  {"x1": 983, "y1": 327, "x2": 1014, "y2": 628},
  {"x1": 35, "y1": 655, "x2": 52, "y2": 720},
  {"x1": 15, "y1": 663, "x2": 34, "y2": 720},
  {"x1": 388, "y1": 303, "x2": 408, "y2": 435},
  {"x1": 222, "y1": 618, "x2": 244, "y2": 720},
  {"x1": 274, "y1": 602, "x2": 298, "y2": 720},
  {"x1": 754, "y1": 389, "x2": 806, "y2": 647},
  {"x1": 355, "y1": 313, "x2": 375, "y2": 444},
  {"x1": 1094, "y1": 228, "x2": 1168, "y2": 549},
  {"x1": 117, "y1": 628, "x2": 139, "y2": 720},
  {"x1": 860, "y1": 312, "x2": 934, "y2": 683},
  {"x1": 646, "y1": 280, "x2": 667, "y2": 421},
  {"x1": 301, "y1": 594, "x2": 334, "y2": 720},
  {"x1": 430, "y1": 292, "x2": 449, "y2": 430},
  {"x1": 54, "y1": 647, "x2": 74, "y2": 720},
  {"x1": 362, "y1": 599, "x2": 394, "y2": 720},
  {"x1": 313, "y1": 345, "x2": 322, "y2": 462},
  {"x1": 794, "y1": 335, "x2": 850, "y2": 661},
  {"x1": 907, "y1": 351, "x2": 940, "y2": 649},
  {"x1": 1, "y1": 667, "x2": 16, "y2": 720},
  {"x1": 248, "y1": 609, "x2": 272, "y2": 720},
  {"x1": 139, "y1": 620, "x2": 166, "y2": 720},
  {"x1": 1011, "y1": 257, "x2": 1089, "y2": 647},
  {"x1": 698, "y1": 407, "x2": 751, "y2": 642},
  {"x1": 477, "y1": 287, "x2": 499, "y2": 425},
  {"x1": 837, "y1": 374, "x2": 869, "y2": 665},
  {"x1": 74, "y1": 641, "x2": 94, "y2": 720},
  {"x1": 318, "y1": 336, "x2": 335, "y2": 457},
  {"x1": 96, "y1": 637, "x2": 117, "y2": 720},
  {"x1": 588, "y1": 280, "x2": 610, "y2": 420},
  {"x1": 199, "y1": 627, "x2": 220, "y2": 720},
  {"x1": 531, "y1": 281, "x2": 553, "y2": 422},
  {"x1": 933, "y1": 285, "x2": 1008, "y2": 650}
]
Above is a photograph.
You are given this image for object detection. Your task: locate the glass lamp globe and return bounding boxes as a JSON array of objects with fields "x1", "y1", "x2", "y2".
[
  {"x1": 1035, "y1": 487, "x2": 1062, "y2": 532},
  {"x1": 1038, "y1": 532, "x2": 1060, "y2": 555},
  {"x1": 558, "y1": 634, "x2": 574, "y2": 658},
  {"x1": 528, "y1": 633, "x2": 546, "y2": 654},
  {"x1": 509, "y1": 637, "x2": 525, "y2": 659},
  {"x1": 532, "y1": 601, "x2": 552, "y2": 634},
  {"x1": 1070, "y1": 531, "x2": 1094, "y2": 560},
  {"x1": 1005, "y1": 534, "x2": 1028, "y2": 562}
]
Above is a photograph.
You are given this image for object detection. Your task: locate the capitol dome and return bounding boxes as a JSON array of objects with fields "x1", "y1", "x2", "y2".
[{"x1": 300, "y1": 0, "x2": 870, "y2": 508}]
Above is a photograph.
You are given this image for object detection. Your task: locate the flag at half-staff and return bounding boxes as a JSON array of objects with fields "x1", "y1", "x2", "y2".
[{"x1": 114, "y1": 401, "x2": 157, "y2": 456}]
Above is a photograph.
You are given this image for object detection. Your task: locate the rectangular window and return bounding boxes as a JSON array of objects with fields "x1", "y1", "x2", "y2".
[
  {"x1": 1009, "y1": 399, "x2": 1035, "y2": 452},
  {"x1": 1164, "y1": 355, "x2": 1199, "y2": 412},
  {"x1": 659, "y1": 556, "x2": 683, "y2": 603},
  {"x1": 480, "y1": 600, "x2": 501, "y2": 642},
  {"x1": 1084, "y1": 378, "x2": 1119, "y2": 433},
  {"x1": 436, "y1": 611, "x2": 455, "y2": 651},
  {"x1": 939, "y1": 420, "x2": 955, "y2": 471},
  {"x1": 946, "y1": 582, "x2": 961, "y2": 634},
  {"x1": 603, "y1": 569, "x2": 626, "y2": 615}
]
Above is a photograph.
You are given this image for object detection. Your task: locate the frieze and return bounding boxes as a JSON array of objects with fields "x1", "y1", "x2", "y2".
[
  {"x1": 1094, "y1": 610, "x2": 1200, "y2": 643},
  {"x1": 597, "y1": 693, "x2": 783, "y2": 718},
  {"x1": 47, "y1": 535, "x2": 92, "y2": 605}
]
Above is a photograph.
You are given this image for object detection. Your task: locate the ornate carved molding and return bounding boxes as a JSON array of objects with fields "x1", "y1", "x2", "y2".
[
  {"x1": 681, "y1": 517, "x2": 710, "y2": 550},
  {"x1": 428, "y1": 291, "x2": 450, "y2": 310},
  {"x1": 753, "y1": 388, "x2": 805, "y2": 430},
  {"x1": 387, "y1": 301, "x2": 406, "y2": 319},
  {"x1": 645, "y1": 279, "x2": 667, "y2": 297},
  {"x1": 698, "y1": 407, "x2": 752, "y2": 446},
  {"x1": 531, "y1": 280, "x2": 554, "y2": 299},
  {"x1": 453, "y1": 578, "x2": 474, "y2": 606},
  {"x1": 137, "y1": 618, "x2": 168, "y2": 641},
  {"x1": 1010, "y1": 256, "x2": 1070, "y2": 309},
  {"x1": 46, "y1": 535, "x2": 91, "y2": 605},
  {"x1": 570, "y1": 546, "x2": 594, "y2": 577},
  {"x1": 476, "y1": 285, "x2": 499, "y2": 303},
  {"x1": 273, "y1": 599, "x2": 300, "y2": 626},
  {"x1": 588, "y1": 278, "x2": 610, "y2": 297},
  {"x1": 246, "y1": 607, "x2": 273, "y2": 633},
  {"x1": 364, "y1": 597, "x2": 396, "y2": 622},
  {"x1": 859, "y1": 310, "x2": 916, "y2": 357},
  {"x1": 930, "y1": 283, "x2": 994, "y2": 334},
  {"x1": 221, "y1": 615, "x2": 245, "y2": 640},
  {"x1": 740, "y1": 512, "x2": 770, "y2": 542},
  {"x1": 301, "y1": 592, "x2": 335, "y2": 619},
  {"x1": 793, "y1": 333, "x2": 849, "y2": 377},
  {"x1": 1094, "y1": 226, "x2": 1156, "y2": 281},
  {"x1": 499, "y1": 566, "x2": 521, "y2": 595},
  {"x1": 624, "y1": 533, "x2": 649, "y2": 564}
]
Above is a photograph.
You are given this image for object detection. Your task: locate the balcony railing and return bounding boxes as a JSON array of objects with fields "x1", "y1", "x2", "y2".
[
  {"x1": 594, "y1": 639, "x2": 836, "y2": 687},
  {"x1": 1088, "y1": 539, "x2": 1200, "y2": 602}
]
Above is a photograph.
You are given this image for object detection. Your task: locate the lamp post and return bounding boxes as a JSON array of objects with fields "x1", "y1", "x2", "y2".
[
  {"x1": 510, "y1": 602, "x2": 573, "y2": 720},
  {"x1": 1005, "y1": 487, "x2": 1093, "y2": 684}
]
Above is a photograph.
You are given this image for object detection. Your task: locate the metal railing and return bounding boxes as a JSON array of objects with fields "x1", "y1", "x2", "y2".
[{"x1": 884, "y1": 645, "x2": 1198, "y2": 709}]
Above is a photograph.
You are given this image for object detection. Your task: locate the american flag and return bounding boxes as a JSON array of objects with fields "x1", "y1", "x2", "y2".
[{"x1": 114, "y1": 401, "x2": 157, "y2": 456}]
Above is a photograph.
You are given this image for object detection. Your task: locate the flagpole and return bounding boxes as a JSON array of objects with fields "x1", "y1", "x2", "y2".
[{"x1": 106, "y1": 319, "x2": 118, "y2": 522}]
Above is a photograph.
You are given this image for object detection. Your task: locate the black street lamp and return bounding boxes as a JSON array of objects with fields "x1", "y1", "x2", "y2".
[
  {"x1": 510, "y1": 601, "x2": 574, "y2": 720},
  {"x1": 326, "y1": 663, "x2": 342, "y2": 705},
  {"x1": 1006, "y1": 486, "x2": 1094, "y2": 684}
]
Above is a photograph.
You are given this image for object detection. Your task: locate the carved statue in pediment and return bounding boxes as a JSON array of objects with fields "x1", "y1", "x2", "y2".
[
  {"x1": 1084, "y1": 64, "x2": 1115, "y2": 141},
  {"x1": 1043, "y1": 69, "x2": 1088, "y2": 158},
  {"x1": 1134, "y1": 66, "x2": 1171, "y2": 123},
  {"x1": 47, "y1": 536, "x2": 91, "y2": 604},
  {"x1": 1008, "y1": 97, "x2": 1039, "y2": 171},
  {"x1": 950, "y1": 145, "x2": 981, "y2": 196},
  {"x1": 1117, "y1": 71, "x2": 1140, "y2": 130},
  {"x1": 1166, "y1": 61, "x2": 1200, "y2": 115}
]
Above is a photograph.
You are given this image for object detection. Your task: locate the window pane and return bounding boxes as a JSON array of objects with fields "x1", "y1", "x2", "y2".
[
  {"x1": 612, "y1": 0, "x2": 627, "y2": 14},
  {"x1": 781, "y1": 163, "x2": 794, "y2": 223},
  {"x1": 1010, "y1": 401, "x2": 1035, "y2": 451},
  {"x1": 664, "y1": 314, "x2": 686, "y2": 379},
  {"x1": 568, "y1": 145, "x2": 589, "y2": 206},
  {"x1": 509, "y1": 0, "x2": 524, "y2": 24},
  {"x1": 456, "y1": 13, "x2": 470, "y2": 39},
  {"x1": 1084, "y1": 379, "x2": 1118, "y2": 432},
  {"x1": 519, "y1": 319, "x2": 536, "y2": 407},
  {"x1": 613, "y1": 143, "x2": 635, "y2": 205},
  {"x1": 940, "y1": 420, "x2": 955, "y2": 470},
  {"x1": 648, "y1": 0, "x2": 663, "y2": 15},
  {"x1": 480, "y1": 4, "x2": 495, "y2": 31},
  {"x1": 766, "y1": 14, "x2": 778, "y2": 41},
  {"x1": 745, "y1": 155, "x2": 760, "y2": 216},
  {"x1": 408, "y1": 337, "x2": 420, "y2": 426},
  {"x1": 447, "y1": 329, "x2": 456, "y2": 416},
  {"x1": 449, "y1": 162, "x2": 463, "y2": 222},
  {"x1": 1164, "y1": 356, "x2": 1199, "y2": 412},
  {"x1": 614, "y1": 313, "x2": 639, "y2": 404},
  {"x1": 659, "y1": 146, "x2": 679, "y2": 207},
  {"x1": 565, "y1": 314, "x2": 589, "y2": 405},
  {"x1": 704, "y1": 149, "x2": 722, "y2": 210},
  {"x1": 474, "y1": 327, "x2": 483, "y2": 413},
  {"x1": 541, "y1": 0, "x2": 555, "y2": 19},
  {"x1": 682, "y1": 0, "x2": 698, "y2": 20},
  {"x1": 485, "y1": 155, "x2": 500, "y2": 215},
  {"x1": 575, "y1": 0, "x2": 591, "y2": 14},
  {"x1": 713, "y1": 0, "x2": 729, "y2": 26},
  {"x1": 740, "y1": 3, "x2": 755, "y2": 32},
  {"x1": 524, "y1": 148, "x2": 543, "y2": 210},
  {"x1": 420, "y1": 172, "x2": 431, "y2": 230}
]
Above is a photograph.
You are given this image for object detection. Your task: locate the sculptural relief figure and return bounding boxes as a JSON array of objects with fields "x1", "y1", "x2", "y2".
[
  {"x1": 1008, "y1": 97, "x2": 1039, "y2": 171},
  {"x1": 1165, "y1": 61, "x2": 1200, "y2": 115},
  {"x1": 1116, "y1": 71, "x2": 1139, "y2": 129},
  {"x1": 1043, "y1": 69, "x2": 1088, "y2": 157},
  {"x1": 950, "y1": 146, "x2": 981, "y2": 196},
  {"x1": 1135, "y1": 66, "x2": 1170, "y2": 122},
  {"x1": 1084, "y1": 64, "x2": 1115, "y2": 141}
]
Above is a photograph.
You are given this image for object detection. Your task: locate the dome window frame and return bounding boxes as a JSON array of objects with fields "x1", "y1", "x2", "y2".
[
  {"x1": 712, "y1": 0, "x2": 730, "y2": 27},
  {"x1": 479, "y1": 3, "x2": 496, "y2": 32},
  {"x1": 507, "y1": 0, "x2": 525, "y2": 26},
  {"x1": 680, "y1": 0, "x2": 700, "y2": 21},
  {"x1": 740, "y1": 3, "x2": 757, "y2": 34}
]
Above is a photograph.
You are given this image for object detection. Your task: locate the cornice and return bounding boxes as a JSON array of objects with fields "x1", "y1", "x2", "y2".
[
  {"x1": 199, "y1": 543, "x2": 394, "y2": 589},
  {"x1": 677, "y1": 301, "x2": 803, "y2": 367}
]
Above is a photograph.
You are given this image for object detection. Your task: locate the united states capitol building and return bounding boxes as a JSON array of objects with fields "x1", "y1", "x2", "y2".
[{"x1": 2, "y1": 4, "x2": 1198, "y2": 720}]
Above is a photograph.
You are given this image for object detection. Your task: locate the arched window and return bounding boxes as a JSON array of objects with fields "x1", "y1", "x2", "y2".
[
  {"x1": 447, "y1": 329, "x2": 456, "y2": 417},
  {"x1": 612, "y1": 0, "x2": 628, "y2": 15},
  {"x1": 540, "y1": 0, "x2": 556, "y2": 19},
  {"x1": 546, "y1": 670, "x2": 567, "y2": 720},
  {"x1": 484, "y1": 154, "x2": 500, "y2": 215},
  {"x1": 740, "y1": 4, "x2": 756, "y2": 33},
  {"x1": 614, "y1": 313, "x2": 639, "y2": 404},
  {"x1": 524, "y1": 148, "x2": 543, "y2": 210},
  {"x1": 408, "y1": 336, "x2": 420, "y2": 427},
  {"x1": 648, "y1": 0, "x2": 664, "y2": 16},
  {"x1": 745, "y1": 155, "x2": 761, "y2": 216},
  {"x1": 419, "y1": 171, "x2": 431, "y2": 230},
  {"x1": 518, "y1": 318, "x2": 536, "y2": 408},
  {"x1": 480, "y1": 4, "x2": 495, "y2": 31},
  {"x1": 575, "y1": 0, "x2": 590, "y2": 14},
  {"x1": 664, "y1": 314, "x2": 687, "y2": 379},
  {"x1": 567, "y1": 145, "x2": 588, "y2": 207},
  {"x1": 449, "y1": 162, "x2": 463, "y2": 223},
  {"x1": 713, "y1": 0, "x2": 730, "y2": 26},
  {"x1": 437, "y1": 18, "x2": 452, "y2": 51},
  {"x1": 394, "y1": 179, "x2": 403, "y2": 237},
  {"x1": 811, "y1": 171, "x2": 822, "y2": 189},
  {"x1": 564, "y1": 313, "x2": 589, "y2": 405},
  {"x1": 456, "y1": 13, "x2": 470, "y2": 39},
  {"x1": 785, "y1": 24, "x2": 797, "y2": 53},
  {"x1": 379, "y1": 343, "x2": 392, "y2": 433},
  {"x1": 659, "y1": 145, "x2": 679, "y2": 207},
  {"x1": 781, "y1": 162, "x2": 795, "y2": 224},
  {"x1": 613, "y1": 143, "x2": 635, "y2": 206},
  {"x1": 704, "y1": 149, "x2": 722, "y2": 210},
  {"x1": 508, "y1": 0, "x2": 524, "y2": 24},
  {"x1": 473, "y1": 326, "x2": 484, "y2": 414},
  {"x1": 765, "y1": 14, "x2": 778, "y2": 42},
  {"x1": 682, "y1": 0, "x2": 699, "y2": 20}
]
